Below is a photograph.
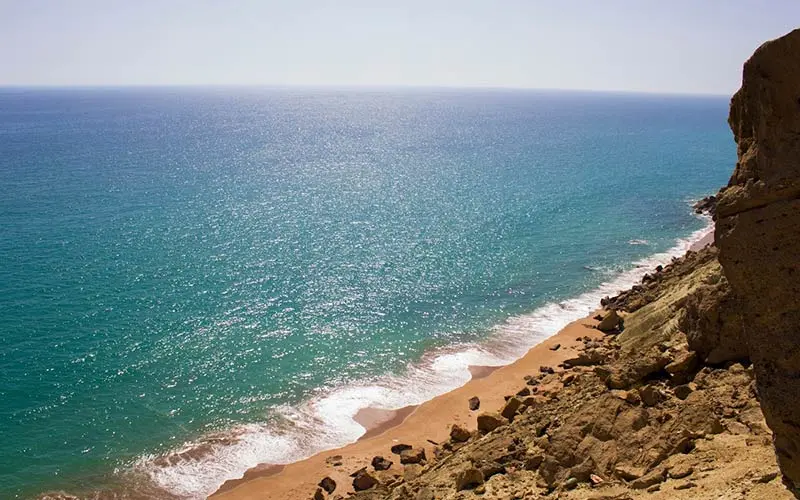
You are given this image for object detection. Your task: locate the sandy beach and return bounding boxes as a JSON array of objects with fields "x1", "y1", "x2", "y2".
[{"x1": 211, "y1": 313, "x2": 602, "y2": 499}]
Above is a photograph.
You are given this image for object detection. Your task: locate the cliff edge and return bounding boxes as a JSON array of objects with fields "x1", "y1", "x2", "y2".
[{"x1": 717, "y1": 28, "x2": 800, "y2": 495}]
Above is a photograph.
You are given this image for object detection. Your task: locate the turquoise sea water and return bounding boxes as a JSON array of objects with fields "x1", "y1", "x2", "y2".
[{"x1": 0, "y1": 88, "x2": 733, "y2": 498}]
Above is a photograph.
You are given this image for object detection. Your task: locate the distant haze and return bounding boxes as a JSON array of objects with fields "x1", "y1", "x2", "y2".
[{"x1": 1, "y1": 0, "x2": 798, "y2": 94}]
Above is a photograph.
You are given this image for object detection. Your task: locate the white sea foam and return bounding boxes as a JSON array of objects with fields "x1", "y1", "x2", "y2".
[{"x1": 135, "y1": 215, "x2": 714, "y2": 499}]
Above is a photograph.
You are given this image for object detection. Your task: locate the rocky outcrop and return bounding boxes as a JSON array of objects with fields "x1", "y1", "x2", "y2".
[
  {"x1": 680, "y1": 273, "x2": 749, "y2": 365},
  {"x1": 716, "y1": 28, "x2": 800, "y2": 494}
]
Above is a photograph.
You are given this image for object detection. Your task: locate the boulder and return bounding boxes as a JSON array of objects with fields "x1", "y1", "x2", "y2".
[
  {"x1": 597, "y1": 309, "x2": 622, "y2": 332},
  {"x1": 318, "y1": 476, "x2": 336, "y2": 493},
  {"x1": 501, "y1": 397, "x2": 522, "y2": 420},
  {"x1": 449, "y1": 424, "x2": 471, "y2": 443},
  {"x1": 639, "y1": 385, "x2": 664, "y2": 407},
  {"x1": 312, "y1": 487, "x2": 325, "y2": 500},
  {"x1": 352, "y1": 470, "x2": 378, "y2": 491},
  {"x1": 371, "y1": 455, "x2": 393, "y2": 471},
  {"x1": 668, "y1": 463, "x2": 694, "y2": 479},
  {"x1": 455, "y1": 467, "x2": 484, "y2": 490},
  {"x1": 390, "y1": 443, "x2": 411, "y2": 455},
  {"x1": 665, "y1": 350, "x2": 698, "y2": 375},
  {"x1": 630, "y1": 469, "x2": 666, "y2": 489},
  {"x1": 615, "y1": 464, "x2": 646, "y2": 481},
  {"x1": 468, "y1": 396, "x2": 480, "y2": 411},
  {"x1": 477, "y1": 412, "x2": 505, "y2": 433},
  {"x1": 399, "y1": 447, "x2": 426, "y2": 464},
  {"x1": 563, "y1": 349, "x2": 606, "y2": 367}
]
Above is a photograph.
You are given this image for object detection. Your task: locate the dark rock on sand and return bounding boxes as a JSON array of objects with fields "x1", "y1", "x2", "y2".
[
  {"x1": 318, "y1": 476, "x2": 337, "y2": 493},
  {"x1": 371, "y1": 456, "x2": 393, "y2": 471},
  {"x1": 390, "y1": 443, "x2": 412, "y2": 455},
  {"x1": 468, "y1": 396, "x2": 480, "y2": 411},
  {"x1": 399, "y1": 447, "x2": 426, "y2": 465},
  {"x1": 449, "y1": 424, "x2": 471, "y2": 443},
  {"x1": 352, "y1": 470, "x2": 378, "y2": 491}
]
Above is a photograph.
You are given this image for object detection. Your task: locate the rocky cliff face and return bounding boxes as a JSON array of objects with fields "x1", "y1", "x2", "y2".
[{"x1": 716, "y1": 28, "x2": 800, "y2": 494}]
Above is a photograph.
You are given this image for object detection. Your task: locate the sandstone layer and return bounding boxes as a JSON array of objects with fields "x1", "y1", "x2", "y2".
[{"x1": 715, "y1": 28, "x2": 800, "y2": 494}]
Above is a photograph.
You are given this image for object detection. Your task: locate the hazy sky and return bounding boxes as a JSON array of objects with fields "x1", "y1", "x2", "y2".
[{"x1": 1, "y1": 1, "x2": 798, "y2": 94}]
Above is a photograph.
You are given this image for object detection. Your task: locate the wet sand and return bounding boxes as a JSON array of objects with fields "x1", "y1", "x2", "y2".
[{"x1": 211, "y1": 313, "x2": 602, "y2": 500}]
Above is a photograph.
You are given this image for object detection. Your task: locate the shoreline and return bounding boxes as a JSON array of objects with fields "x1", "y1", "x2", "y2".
[
  {"x1": 203, "y1": 218, "x2": 716, "y2": 500},
  {"x1": 108, "y1": 216, "x2": 716, "y2": 500},
  {"x1": 211, "y1": 314, "x2": 603, "y2": 499}
]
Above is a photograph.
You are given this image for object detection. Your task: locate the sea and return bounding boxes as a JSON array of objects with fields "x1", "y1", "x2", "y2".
[{"x1": 0, "y1": 87, "x2": 734, "y2": 499}]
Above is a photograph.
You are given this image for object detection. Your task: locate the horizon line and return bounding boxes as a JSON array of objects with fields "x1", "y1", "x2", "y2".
[{"x1": 0, "y1": 83, "x2": 731, "y2": 98}]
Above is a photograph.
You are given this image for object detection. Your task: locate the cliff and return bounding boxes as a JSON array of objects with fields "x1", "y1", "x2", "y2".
[{"x1": 716, "y1": 28, "x2": 800, "y2": 495}]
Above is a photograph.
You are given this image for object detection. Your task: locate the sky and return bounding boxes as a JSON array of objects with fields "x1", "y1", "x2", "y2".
[{"x1": 1, "y1": 0, "x2": 798, "y2": 94}]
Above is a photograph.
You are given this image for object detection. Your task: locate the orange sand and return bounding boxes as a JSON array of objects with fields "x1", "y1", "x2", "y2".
[{"x1": 211, "y1": 314, "x2": 602, "y2": 500}]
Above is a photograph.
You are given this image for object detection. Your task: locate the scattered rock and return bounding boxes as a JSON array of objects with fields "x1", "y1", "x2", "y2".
[
  {"x1": 318, "y1": 476, "x2": 337, "y2": 493},
  {"x1": 631, "y1": 469, "x2": 666, "y2": 489},
  {"x1": 550, "y1": 343, "x2": 561, "y2": 351},
  {"x1": 455, "y1": 467, "x2": 484, "y2": 490},
  {"x1": 516, "y1": 387, "x2": 531, "y2": 397},
  {"x1": 674, "y1": 481, "x2": 697, "y2": 490},
  {"x1": 352, "y1": 470, "x2": 378, "y2": 491},
  {"x1": 563, "y1": 349, "x2": 606, "y2": 367},
  {"x1": 449, "y1": 424, "x2": 471, "y2": 443},
  {"x1": 665, "y1": 350, "x2": 698, "y2": 375},
  {"x1": 371, "y1": 456, "x2": 393, "y2": 471},
  {"x1": 399, "y1": 447, "x2": 426, "y2": 465},
  {"x1": 693, "y1": 195, "x2": 717, "y2": 215},
  {"x1": 325, "y1": 455, "x2": 343, "y2": 467},
  {"x1": 468, "y1": 396, "x2": 480, "y2": 411},
  {"x1": 540, "y1": 365, "x2": 555, "y2": 374},
  {"x1": 615, "y1": 464, "x2": 645, "y2": 481},
  {"x1": 501, "y1": 397, "x2": 522, "y2": 420},
  {"x1": 390, "y1": 444, "x2": 412, "y2": 455},
  {"x1": 668, "y1": 464, "x2": 694, "y2": 479},
  {"x1": 639, "y1": 385, "x2": 664, "y2": 407},
  {"x1": 477, "y1": 412, "x2": 505, "y2": 433},
  {"x1": 312, "y1": 487, "x2": 325, "y2": 500},
  {"x1": 564, "y1": 477, "x2": 579, "y2": 490}
]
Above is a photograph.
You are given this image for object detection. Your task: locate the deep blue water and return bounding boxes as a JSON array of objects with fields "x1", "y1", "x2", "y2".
[{"x1": 0, "y1": 87, "x2": 733, "y2": 498}]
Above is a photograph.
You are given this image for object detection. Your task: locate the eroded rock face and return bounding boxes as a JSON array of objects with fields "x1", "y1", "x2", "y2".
[{"x1": 717, "y1": 28, "x2": 800, "y2": 494}]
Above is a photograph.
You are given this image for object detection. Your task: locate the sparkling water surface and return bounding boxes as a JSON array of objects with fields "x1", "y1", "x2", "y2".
[{"x1": 0, "y1": 88, "x2": 733, "y2": 498}]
